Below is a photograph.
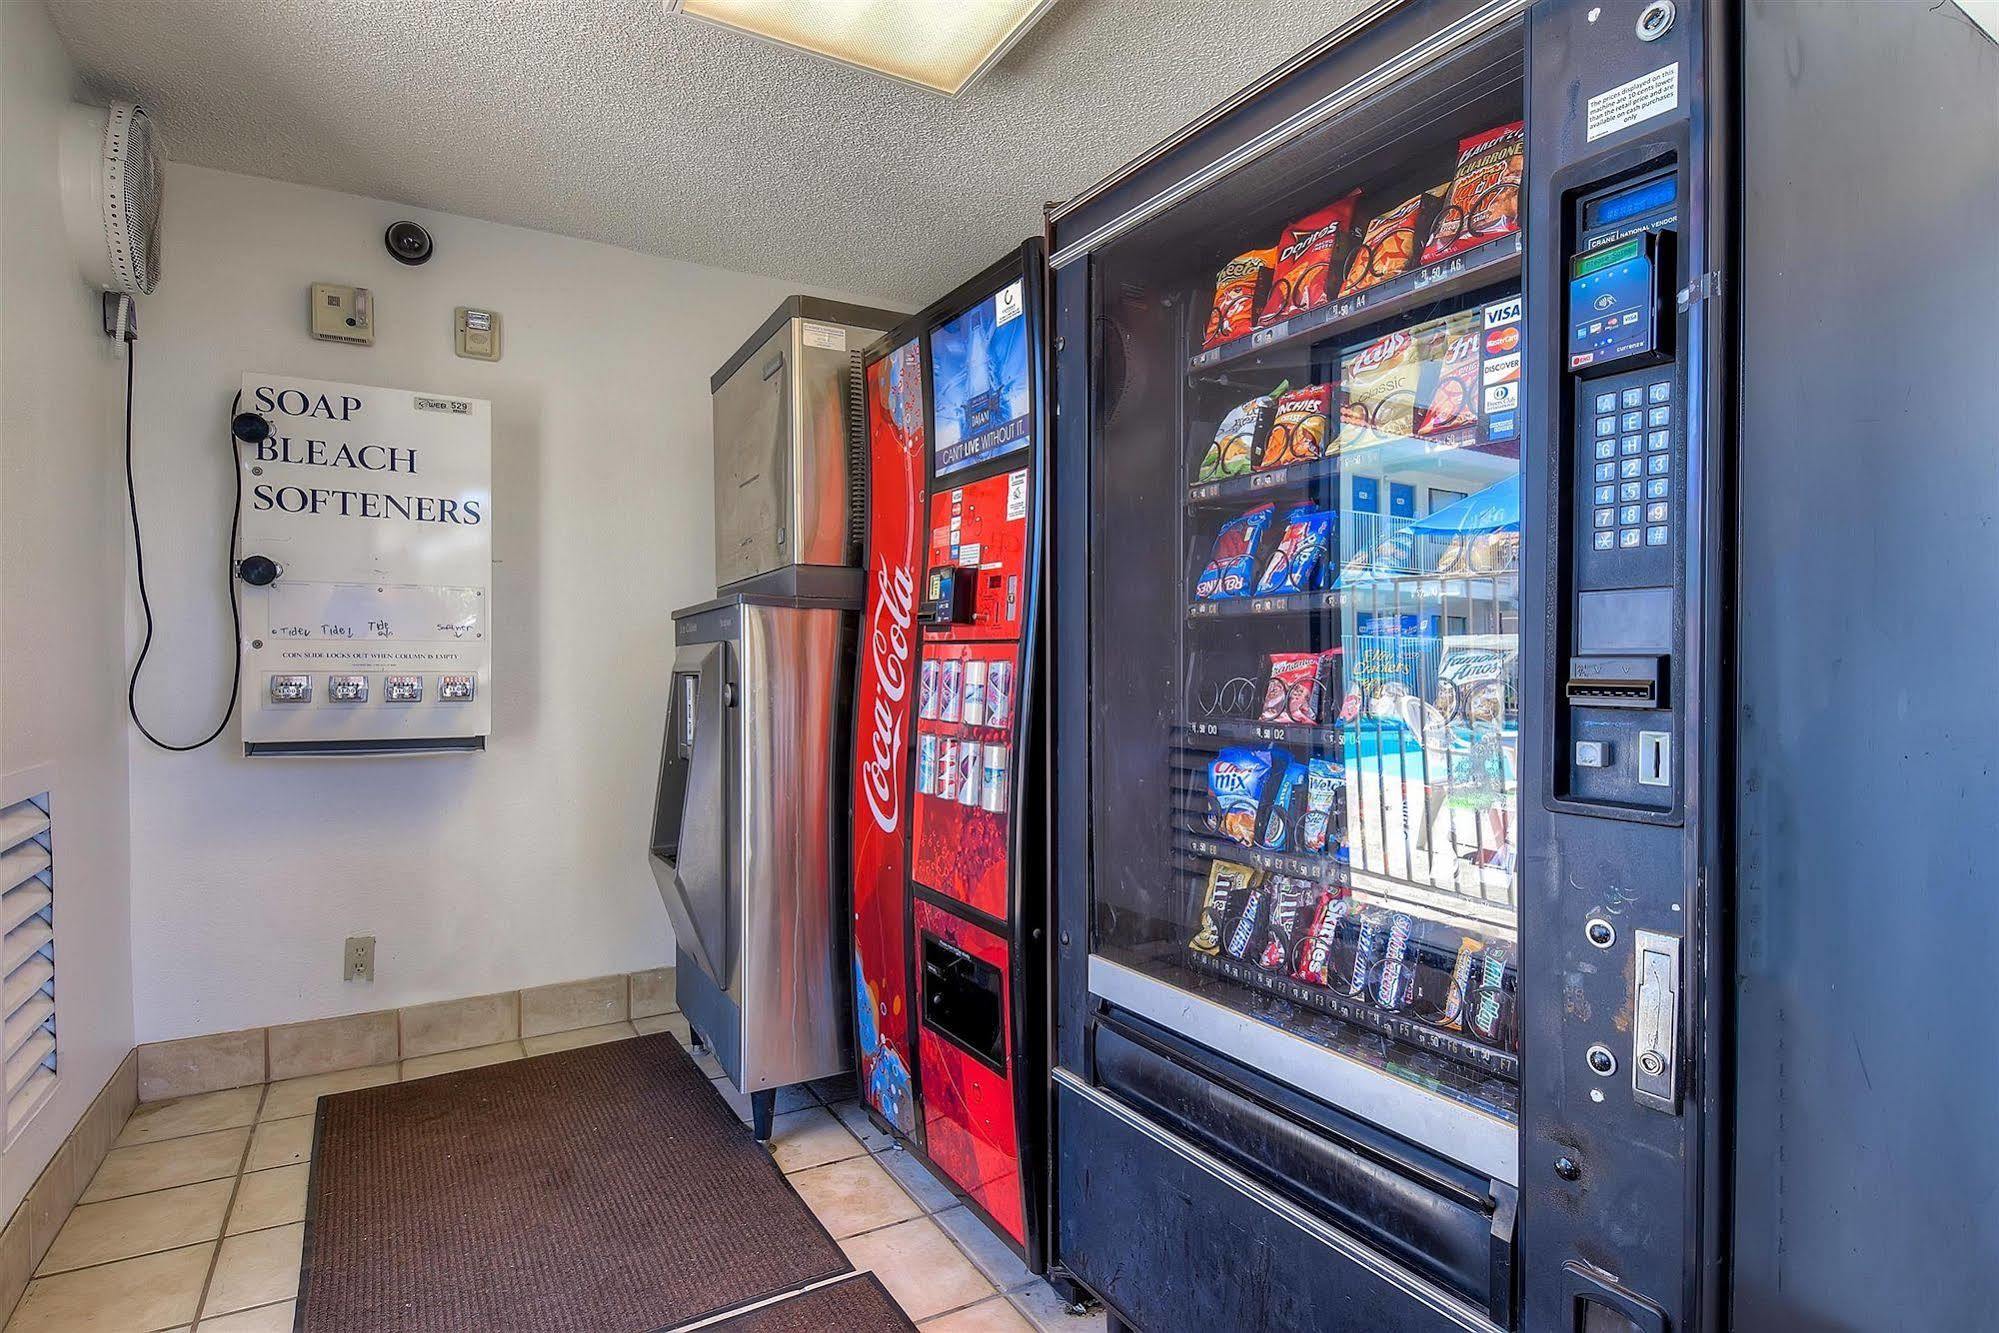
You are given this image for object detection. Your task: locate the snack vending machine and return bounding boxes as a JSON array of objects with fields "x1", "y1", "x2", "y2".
[
  {"x1": 1044, "y1": 0, "x2": 1998, "y2": 1329},
  {"x1": 850, "y1": 242, "x2": 1052, "y2": 1268}
]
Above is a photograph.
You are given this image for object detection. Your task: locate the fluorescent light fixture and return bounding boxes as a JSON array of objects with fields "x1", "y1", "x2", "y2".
[{"x1": 666, "y1": 0, "x2": 1055, "y2": 96}]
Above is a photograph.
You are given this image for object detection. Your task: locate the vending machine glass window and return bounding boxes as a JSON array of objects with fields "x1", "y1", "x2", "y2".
[{"x1": 1085, "y1": 28, "x2": 1527, "y2": 1165}]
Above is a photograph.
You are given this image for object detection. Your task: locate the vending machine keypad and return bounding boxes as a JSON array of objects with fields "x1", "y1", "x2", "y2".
[
  {"x1": 1579, "y1": 368, "x2": 1679, "y2": 583},
  {"x1": 1563, "y1": 167, "x2": 1684, "y2": 810}
]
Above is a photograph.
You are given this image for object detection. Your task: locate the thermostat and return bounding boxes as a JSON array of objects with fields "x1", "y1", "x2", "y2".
[
  {"x1": 310, "y1": 283, "x2": 374, "y2": 346},
  {"x1": 455, "y1": 307, "x2": 501, "y2": 361}
]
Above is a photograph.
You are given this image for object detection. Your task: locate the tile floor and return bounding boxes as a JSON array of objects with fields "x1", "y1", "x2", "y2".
[{"x1": 4, "y1": 1011, "x2": 1097, "y2": 1333}]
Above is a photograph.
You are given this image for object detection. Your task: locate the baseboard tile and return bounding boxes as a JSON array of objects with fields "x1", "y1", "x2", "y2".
[
  {"x1": 0, "y1": 1049, "x2": 138, "y2": 1324},
  {"x1": 134, "y1": 966, "x2": 676, "y2": 1103}
]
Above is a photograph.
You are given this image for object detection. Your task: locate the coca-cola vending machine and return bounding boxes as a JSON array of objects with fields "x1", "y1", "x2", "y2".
[{"x1": 849, "y1": 240, "x2": 1052, "y2": 1269}]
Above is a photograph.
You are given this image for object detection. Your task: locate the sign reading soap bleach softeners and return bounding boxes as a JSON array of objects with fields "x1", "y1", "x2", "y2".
[{"x1": 237, "y1": 372, "x2": 492, "y2": 755}]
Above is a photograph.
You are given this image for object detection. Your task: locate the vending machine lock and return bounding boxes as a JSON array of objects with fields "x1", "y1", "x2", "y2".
[{"x1": 1632, "y1": 930, "x2": 1681, "y2": 1113}]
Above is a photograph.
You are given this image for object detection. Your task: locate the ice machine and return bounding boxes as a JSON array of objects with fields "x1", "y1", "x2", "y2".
[{"x1": 651, "y1": 297, "x2": 898, "y2": 1137}]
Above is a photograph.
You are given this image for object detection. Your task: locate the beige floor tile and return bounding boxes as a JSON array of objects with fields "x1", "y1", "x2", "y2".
[
  {"x1": 203, "y1": 1222, "x2": 304, "y2": 1317},
  {"x1": 807, "y1": 1072, "x2": 858, "y2": 1103},
  {"x1": 7, "y1": 1241, "x2": 212, "y2": 1332},
  {"x1": 842, "y1": 1216, "x2": 994, "y2": 1322},
  {"x1": 259, "y1": 1063, "x2": 398, "y2": 1120},
  {"x1": 227, "y1": 1164, "x2": 310, "y2": 1234},
  {"x1": 521, "y1": 1021, "x2": 635, "y2": 1056},
  {"x1": 114, "y1": 1086, "x2": 263, "y2": 1147},
  {"x1": 244, "y1": 1115, "x2": 315, "y2": 1172},
  {"x1": 829, "y1": 1098, "x2": 899, "y2": 1154},
  {"x1": 878, "y1": 1146, "x2": 959, "y2": 1214},
  {"x1": 689, "y1": 1046, "x2": 725, "y2": 1079},
  {"x1": 81, "y1": 1125, "x2": 249, "y2": 1203},
  {"x1": 401, "y1": 1040, "x2": 525, "y2": 1080},
  {"x1": 1006, "y1": 1278, "x2": 1090, "y2": 1332},
  {"x1": 935, "y1": 1205, "x2": 1037, "y2": 1292},
  {"x1": 790, "y1": 1154, "x2": 925, "y2": 1239},
  {"x1": 195, "y1": 1299, "x2": 297, "y2": 1331},
  {"x1": 633, "y1": 1012, "x2": 688, "y2": 1039},
  {"x1": 923, "y1": 1294, "x2": 1037, "y2": 1331},
  {"x1": 709, "y1": 1077, "x2": 753, "y2": 1127},
  {"x1": 767, "y1": 1105, "x2": 865, "y2": 1173},
  {"x1": 37, "y1": 1178, "x2": 232, "y2": 1274}
]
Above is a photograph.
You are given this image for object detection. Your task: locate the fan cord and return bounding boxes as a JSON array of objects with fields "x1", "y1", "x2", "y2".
[{"x1": 123, "y1": 316, "x2": 244, "y2": 751}]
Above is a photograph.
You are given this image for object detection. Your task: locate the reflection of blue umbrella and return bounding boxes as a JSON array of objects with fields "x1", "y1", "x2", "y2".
[{"x1": 1408, "y1": 475, "x2": 1521, "y2": 536}]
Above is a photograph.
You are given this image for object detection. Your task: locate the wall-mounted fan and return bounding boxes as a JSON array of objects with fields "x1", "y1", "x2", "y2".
[{"x1": 59, "y1": 100, "x2": 164, "y2": 297}]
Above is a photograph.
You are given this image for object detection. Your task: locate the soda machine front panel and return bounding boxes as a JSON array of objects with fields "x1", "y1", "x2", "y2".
[
  {"x1": 851, "y1": 338, "x2": 926, "y2": 1139},
  {"x1": 914, "y1": 898, "x2": 1025, "y2": 1245},
  {"x1": 236, "y1": 373, "x2": 491, "y2": 755},
  {"x1": 912, "y1": 468, "x2": 1030, "y2": 919}
]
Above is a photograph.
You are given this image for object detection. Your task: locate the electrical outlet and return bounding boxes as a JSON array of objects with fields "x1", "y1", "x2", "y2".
[{"x1": 344, "y1": 935, "x2": 375, "y2": 982}]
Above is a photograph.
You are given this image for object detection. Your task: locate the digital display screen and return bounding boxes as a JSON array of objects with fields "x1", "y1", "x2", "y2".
[
  {"x1": 1585, "y1": 175, "x2": 1677, "y2": 229},
  {"x1": 930, "y1": 277, "x2": 1031, "y2": 478},
  {"x1": 1568, "y1": 234, "x2": 1657, "y2": 370}
]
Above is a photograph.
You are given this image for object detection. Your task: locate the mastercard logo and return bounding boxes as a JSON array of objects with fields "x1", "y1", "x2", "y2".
[{"x1": 1485, "y1": 325, "x2": 1521, "y2": 354}]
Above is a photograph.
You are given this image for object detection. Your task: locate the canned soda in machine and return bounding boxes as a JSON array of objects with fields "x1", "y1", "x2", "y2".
[
  {"x1": 939, "y1": 658, "x2": 963, "y2": 723},
  {"x1": 915, "y1": 733, "x2": 939, "y2": 795},
  {"x1": 985, "y1": 660, "x2": 1014, "y2": 730},
  {"x1": 955, "y1": 741, "x2": 980, "y2": 806},
  {"x1": 937, "y1": 738, "x2": 960, "y2": 801},
  {"x1": 980, "y1": 743, "x2": 1009, "y2": 813},
  {"x1": 918, "y1": 659, "x2": 940, "y2": 720},
  {"x1": 962, "y1": 659, "x2": 988, "y2": 726}
]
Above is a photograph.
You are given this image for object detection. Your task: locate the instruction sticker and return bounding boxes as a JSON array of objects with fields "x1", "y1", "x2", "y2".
[
  {"x1": 802, "y1": 321, "x2": 846, "y2": 351},
  {"x1": 1006, "y1": 468, "x2": 1028, "y2": 520},
  {"x1": 1586, "y1": 64, "x2": 1679, "y2": 142}
]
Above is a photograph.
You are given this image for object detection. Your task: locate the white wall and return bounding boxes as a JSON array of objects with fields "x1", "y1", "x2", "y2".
[
  {"x1": 127, "y1": 164, "x2": 897, "y2": 1043},
  {"x1": 0, "y1": 0, "x2": 137, "y2": 1213}
]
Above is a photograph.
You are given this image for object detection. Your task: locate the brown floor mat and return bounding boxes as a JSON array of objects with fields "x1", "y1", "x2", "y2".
[
  {"x1": 706, "y1": 1274, "x2": 918, "y2": 1331},
  {"x1": 294, "y1": 1033, "x2": 852, "y2": 1333}
]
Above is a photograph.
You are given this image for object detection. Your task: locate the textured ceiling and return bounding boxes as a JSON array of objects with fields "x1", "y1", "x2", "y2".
[{"x1": 45, "y1": 0, "x2": 1371, "y2": 303}]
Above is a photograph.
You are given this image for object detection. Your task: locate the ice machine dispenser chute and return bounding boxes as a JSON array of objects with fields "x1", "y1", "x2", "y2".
[{"x1": 649, "y1": 638, "x2": 732, "y2": 983}]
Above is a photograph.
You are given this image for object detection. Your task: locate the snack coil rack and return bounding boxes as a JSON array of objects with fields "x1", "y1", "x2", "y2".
[
  {"x1": 1188, "y1": 232, "x2": 1521, "y2": 376},
  {"x1": 1175, "y1": 227, "x2": 1526, "y2": 1073}
]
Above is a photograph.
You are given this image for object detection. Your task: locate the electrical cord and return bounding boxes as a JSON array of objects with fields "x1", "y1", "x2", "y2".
[{"x1": 123, "y1": 323, "x2": 244, "y2": 750}]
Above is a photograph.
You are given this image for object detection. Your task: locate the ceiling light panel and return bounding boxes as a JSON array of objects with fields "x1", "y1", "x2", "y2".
[{"x1": 667, "y1": 0, "x2": 1055, "y2": 96}]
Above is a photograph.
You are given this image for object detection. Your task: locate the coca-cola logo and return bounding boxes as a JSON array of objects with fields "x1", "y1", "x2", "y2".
[{"x1": 860, "y1": 557, "x2": 915, "y2": 834}]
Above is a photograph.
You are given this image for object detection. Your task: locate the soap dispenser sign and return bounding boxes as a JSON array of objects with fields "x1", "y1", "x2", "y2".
[{"x1": 236, "y1": 372, "x2": 492, "y2": 755}]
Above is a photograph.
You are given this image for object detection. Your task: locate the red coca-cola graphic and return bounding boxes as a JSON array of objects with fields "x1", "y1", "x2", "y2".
[{"x1": 851, "y1": 339, "x2": 925, "y2": 1137}]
